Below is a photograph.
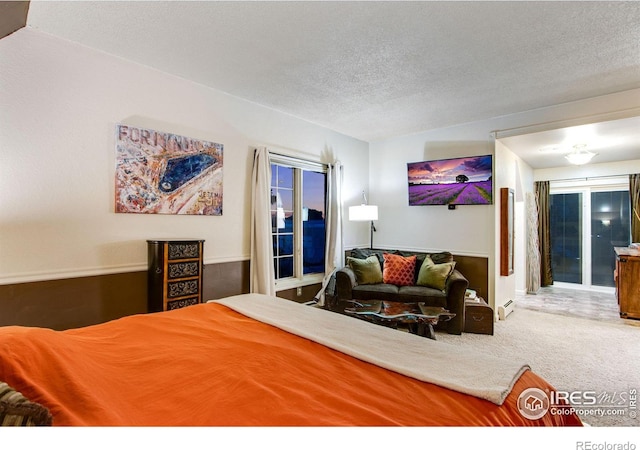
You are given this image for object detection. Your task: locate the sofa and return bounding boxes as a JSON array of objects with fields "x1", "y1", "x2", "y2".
[{"x1": 336, "y1": 248, "x2": 469, "y2": 335}]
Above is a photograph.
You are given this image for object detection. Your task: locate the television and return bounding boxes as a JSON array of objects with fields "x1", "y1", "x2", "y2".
[{"x1": 407, "y1": 154, "x2": 493, "y2": 206}]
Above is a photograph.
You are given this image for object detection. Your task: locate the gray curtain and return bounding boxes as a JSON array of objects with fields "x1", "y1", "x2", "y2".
[
  {"x1": 250, "y1": 147, "x2": 276, "y2": 296},
  {"x1": 313, "y1": 160, "x2": 344, "y2": 306},
  {"x1": 631, "y1": 174, "x2": 640, "y2": 243},
  {"x1": 535, "y1": 181, "x2": 553, "y2": 286}
]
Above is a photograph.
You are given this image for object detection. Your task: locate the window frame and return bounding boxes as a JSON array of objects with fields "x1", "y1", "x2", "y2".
[{"x1": 269, "y1": 154, "x2": 327, "y2": 291}]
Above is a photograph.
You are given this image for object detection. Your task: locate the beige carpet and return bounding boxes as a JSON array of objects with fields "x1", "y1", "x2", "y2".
[{"x1": 436, "y1": 306, "x2": 640, "y2": 427}]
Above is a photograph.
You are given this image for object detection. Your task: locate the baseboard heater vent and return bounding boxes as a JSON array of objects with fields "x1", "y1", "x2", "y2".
[{"x1": 498, "y1": 299, "x2": 515, "y2": 320}]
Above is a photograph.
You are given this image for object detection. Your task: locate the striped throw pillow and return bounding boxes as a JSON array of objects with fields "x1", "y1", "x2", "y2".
[{"x1": 0, "y1": 382, "x2": 52, "y2": 426}]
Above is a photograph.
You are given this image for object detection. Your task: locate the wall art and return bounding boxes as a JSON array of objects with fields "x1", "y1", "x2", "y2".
[
  {"x1": 115, "y1": 124, "x2": 223, "y2": 215},
  {"x1": 407, "y1": 154, "x2": 493, "y2": 206}
]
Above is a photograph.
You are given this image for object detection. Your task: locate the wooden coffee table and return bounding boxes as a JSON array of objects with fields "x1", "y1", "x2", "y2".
[{"x1": 344, "y1": 301, "x2": 455, "y2": 340}]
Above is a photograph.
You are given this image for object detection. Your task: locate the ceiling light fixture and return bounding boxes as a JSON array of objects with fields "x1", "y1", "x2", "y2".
[{"x1": 565, "y1": 144, "x2": 597, "y2": 165}]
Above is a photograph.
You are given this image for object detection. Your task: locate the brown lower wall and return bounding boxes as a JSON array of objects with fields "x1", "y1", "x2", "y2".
[
  {"x1": 0, "y1": 252, "x2": 487, "y2": 331},
  {"x1": 276, "y1": 283, "x2": 322, "y2": 304},
  {"x1": 450, "y1": 254, "x2": 489, "y2": 301},
  {"x1": 0, "y1": 260, "x2": 250, "y2": 330}
]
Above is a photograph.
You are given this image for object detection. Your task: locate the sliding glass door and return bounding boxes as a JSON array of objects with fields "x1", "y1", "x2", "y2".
[
  {"x1": 591, "y1": 190, "x2": 631, "y2": 286},
  {"x1": 550, "y1": 193, "x2": 583, "y2": 284},
  {"x1": 550, "y1": 179, "x2": 630, "y2": 288}
]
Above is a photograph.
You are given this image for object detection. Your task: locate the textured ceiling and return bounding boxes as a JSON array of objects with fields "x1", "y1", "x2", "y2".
[{"x1": 26, "y1": 1, "x2": 640, "y2": 152}]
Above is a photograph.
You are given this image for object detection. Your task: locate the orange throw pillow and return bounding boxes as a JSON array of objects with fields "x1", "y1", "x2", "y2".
[{"x1": 382, "y1": 253, "x2": 416, "y2": 286}]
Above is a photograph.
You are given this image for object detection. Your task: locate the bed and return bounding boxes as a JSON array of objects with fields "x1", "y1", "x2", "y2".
[{"x1": 0, "y1": 293, "x2": 581, "y2": 426}]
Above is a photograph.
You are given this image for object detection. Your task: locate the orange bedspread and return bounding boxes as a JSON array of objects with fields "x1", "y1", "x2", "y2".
[{"x1": 0, "y1": 301, "x2": 581, "y2": 426}]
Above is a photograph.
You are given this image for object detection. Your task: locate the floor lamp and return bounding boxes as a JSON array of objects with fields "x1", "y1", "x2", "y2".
[{"x1": 349, "y1": 193, "x2": 378, "y2": 249}]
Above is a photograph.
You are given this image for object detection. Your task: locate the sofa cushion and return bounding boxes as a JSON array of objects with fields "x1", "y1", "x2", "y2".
[
  {"x1": 352, "y1": 283, "x2": 399, "y2": 302},
  {"x1": 382, "y1": 253, "x2": 416, "y2": 286},
  {"x1": 417, "y1": 255, "x2": 456, "y2": 291},
  {"x1": 347, "y1": 255, "x2": 383, "y2": 285},
  {"x1": 396, "y1": 285, "x2": 448, "y2": 307}
]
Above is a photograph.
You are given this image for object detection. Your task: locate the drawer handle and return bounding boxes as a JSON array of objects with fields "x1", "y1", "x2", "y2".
[{"x1": 471, "y1": 315, "x2": 485, "y2": 322}]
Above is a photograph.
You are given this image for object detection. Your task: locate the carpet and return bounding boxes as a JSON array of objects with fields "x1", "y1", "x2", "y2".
[{"x1": 436, "y1": 306, "x2": 640, "y2": 427}]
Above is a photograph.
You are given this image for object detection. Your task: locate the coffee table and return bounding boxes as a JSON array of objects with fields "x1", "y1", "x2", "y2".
[{"x1": 344, "y1": 301, "x2": 455, "y2": 340}]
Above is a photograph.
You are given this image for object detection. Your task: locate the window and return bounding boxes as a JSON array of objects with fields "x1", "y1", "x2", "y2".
[
  {"x1": 550, "y1": 177, "x2": 631, "y2": 288},
  {"x1": 550, "y1": 192, "x2": 583, "y2": 284},
  {"x1": 270, "y1": 156, "x2": 327, "y2": 288}
]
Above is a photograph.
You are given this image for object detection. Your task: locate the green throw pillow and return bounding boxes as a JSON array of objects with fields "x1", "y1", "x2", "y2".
[
  {"x1": 416, "y1": 255, "x2": 456, "y2": 291},
  {"x1": 347, "y1": 255, "x2": 383, "y2": 285}
]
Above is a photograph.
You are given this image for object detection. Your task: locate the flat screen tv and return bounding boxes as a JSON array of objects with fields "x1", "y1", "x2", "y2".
[{"x1": 407, "y1": 154, "x2": 493, "y2": 206}]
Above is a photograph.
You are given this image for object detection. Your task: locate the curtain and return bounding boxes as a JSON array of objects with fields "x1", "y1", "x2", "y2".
[
  {"x1": 313, "y1": 160, "x2": 344, "y2": 306},
  {"x1": 250, "y1": 147, "x2": 276, "y2": 296},
  {"x1": 631, "y1": 174, "x2": 640, "y2": 243},
  {"x1": 535, "y1": 181, "x2": 553, "y2": 286},
  {"x1": 526, "y1": 192, "x2": 541, "y2": 294}
]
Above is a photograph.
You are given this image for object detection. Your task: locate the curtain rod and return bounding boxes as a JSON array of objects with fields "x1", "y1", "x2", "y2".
[{"x1": 542, "y1": 174, "x2": 630, "y2": 183}]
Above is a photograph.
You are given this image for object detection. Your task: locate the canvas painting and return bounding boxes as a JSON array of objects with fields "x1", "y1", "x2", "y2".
[
  {"x1": 115, "y1": 124, "x2": 223, "y2": 215},
  {"x1": 407, "y1": 154, "x2": 493, "y2": 205}
]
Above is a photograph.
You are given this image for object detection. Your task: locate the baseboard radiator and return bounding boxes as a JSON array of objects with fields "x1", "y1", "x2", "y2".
[{"x1": 498, "y1": 299, "x2": 515, "y2": 320}]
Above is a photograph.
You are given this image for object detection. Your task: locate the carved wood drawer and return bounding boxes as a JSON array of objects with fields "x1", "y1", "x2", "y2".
[{"x1": 147, "y1": 239, "x2": 204, "y2": 312}]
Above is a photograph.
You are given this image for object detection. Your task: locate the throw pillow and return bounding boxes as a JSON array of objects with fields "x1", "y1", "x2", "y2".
[
  {"x1": 382, "y1": 253, "x2": 416, "y2": 286},
  {"x1": 417, "y1": 255, "x2": 456, "y2": 291},
  {"x1": 0, "y1": 382, "x2": 52, "y2": 426},
  {"x1": 347, "y1": 255, "x2": 383, "y2": 285},
  {"x1": 350, "y1": 248, "x2": 386, "y2": 271}
]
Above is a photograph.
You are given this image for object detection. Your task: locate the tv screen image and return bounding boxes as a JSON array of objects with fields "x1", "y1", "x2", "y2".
[{"x1": 407, "y1": 154, "x2": 493, "y2": 205}]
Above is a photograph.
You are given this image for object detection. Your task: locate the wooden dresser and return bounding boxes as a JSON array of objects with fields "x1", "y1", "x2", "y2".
[
  {"x1": 614, "y1": 247, "x2": 640, "y2": 320},
  {"x1": 147, "y1": 239, "x2": 204, "y2": 312}
]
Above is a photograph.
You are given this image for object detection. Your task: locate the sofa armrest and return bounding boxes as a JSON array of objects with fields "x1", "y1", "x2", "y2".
[
  {"x1": 444, "y1": 269, "x2": 469, "y2": 335},
  {"x1": 336, "y1": 267, "x2": 357, "y2": 300}
]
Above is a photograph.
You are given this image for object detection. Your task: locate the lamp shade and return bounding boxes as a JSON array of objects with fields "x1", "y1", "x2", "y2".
[{"x1": 349, "y1": 204, "x2": 378, "y2": 221}]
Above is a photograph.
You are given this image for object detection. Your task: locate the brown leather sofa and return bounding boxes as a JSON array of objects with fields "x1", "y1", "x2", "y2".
[{"x1": 336, "y1": 248, "x2": 469, "y2": 335}]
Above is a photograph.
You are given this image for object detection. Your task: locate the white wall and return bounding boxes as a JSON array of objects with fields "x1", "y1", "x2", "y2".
[
  {"x1": 491, "y1": 141, "x2": 537, "y2": 309},
  {"x1": 369, "y1": 132, "x2": 495, "y2": 256},
  {"x1": 0, "y1": 29, "x2": 369, "y2": 284},
  {"x1": 369, "y1": 89, "x2": 640, "y2": 311}
]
